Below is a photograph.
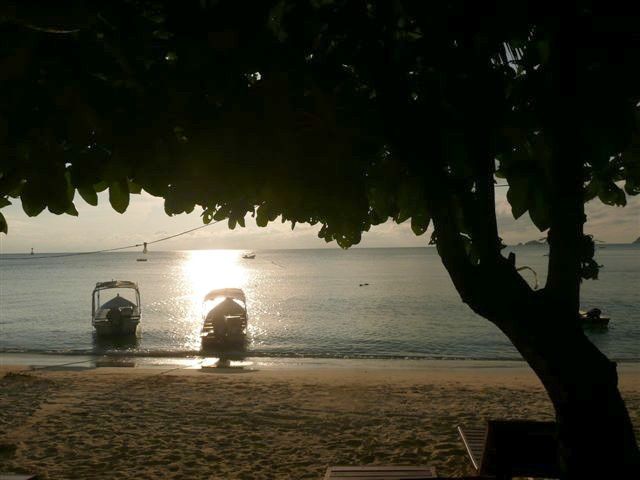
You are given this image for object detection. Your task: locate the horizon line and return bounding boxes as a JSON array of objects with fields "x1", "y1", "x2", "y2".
[{"x1": 2, "y1": 242, "x2": 638, "y2": 257}]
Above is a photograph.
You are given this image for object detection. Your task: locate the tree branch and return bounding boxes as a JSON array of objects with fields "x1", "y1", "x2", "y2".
[{"x1": 369, "y1": 5, "x2": 534, "y2": 322}]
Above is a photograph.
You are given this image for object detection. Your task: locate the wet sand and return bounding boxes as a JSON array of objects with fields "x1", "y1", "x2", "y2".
[{"x1": 1, "y1": 363, "x2": 639, "y2": 479}]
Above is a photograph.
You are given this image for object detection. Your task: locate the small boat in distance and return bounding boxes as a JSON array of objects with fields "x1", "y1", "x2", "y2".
[
  {"x1": 201, "y1": 288, "x2": 248, "y2": 350},
  {"x1": 92, "y1": 281, "x2": 141, "y2": 336},
  {"x1": 242, "y1": 252, "x2": 256, "y2": 259},
  {"x1": 136, "y1": 258, "x2": 148, "y2": 262},
  {"x1": 579, "y1": 308, "x2": 610, "y2": 328}
]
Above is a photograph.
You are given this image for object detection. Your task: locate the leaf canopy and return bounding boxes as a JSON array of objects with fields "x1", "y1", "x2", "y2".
[{"x1": 1, "y1": 0, "x2": 639, "y2": 251}]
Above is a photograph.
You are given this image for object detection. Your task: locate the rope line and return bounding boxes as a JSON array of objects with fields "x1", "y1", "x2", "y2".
[
  {"x1": 2, "y1": 220, "x2": 221, "y2": 260},
  {"x1": 146, "y1": 222, "x2": 220, "y2": 245}
]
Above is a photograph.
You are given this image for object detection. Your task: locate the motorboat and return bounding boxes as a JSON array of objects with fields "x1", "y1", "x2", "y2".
[
  {"x1": 201, "y1": 288, "x2": 248, "y2": 349},
  {"x1": 92, "y1": 281, "x2": 141, "y2": 336},
  {"x1": 579, "y1": 308, "x2": 610, "y2": 328},
  {"x1": 242, "y1": 252, "x2": 256, "y2": 259}
]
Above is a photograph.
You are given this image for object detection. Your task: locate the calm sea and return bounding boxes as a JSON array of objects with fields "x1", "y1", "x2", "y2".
[{"x1": 1, "y1": 246, "x2": 638, "y2": 361}]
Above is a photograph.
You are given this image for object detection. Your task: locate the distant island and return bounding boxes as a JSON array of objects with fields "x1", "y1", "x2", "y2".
[{"x1": 634, "y1": 236, "x2": 640, "y2": 244}]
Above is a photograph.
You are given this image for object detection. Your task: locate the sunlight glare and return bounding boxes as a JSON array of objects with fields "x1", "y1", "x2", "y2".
[
  {"x1": 182, "y1": 249, "x2": 248, "y2": 304},
  {"x1": 178, "y1": 250, "x2": 254, "y2": 352}
]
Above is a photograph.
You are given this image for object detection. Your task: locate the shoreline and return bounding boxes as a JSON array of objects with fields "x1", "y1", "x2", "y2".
[
  {"x1": 4, "y1": 353, "x2": 640, "y2": 393},
  {"x1": 3, "y1": 351, "x2": 640, "y2": 367}
]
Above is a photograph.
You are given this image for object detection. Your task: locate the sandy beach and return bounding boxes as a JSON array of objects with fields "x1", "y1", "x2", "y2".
[{"x1": 1, "y1": 361, "x2": 639, "y2": 479}]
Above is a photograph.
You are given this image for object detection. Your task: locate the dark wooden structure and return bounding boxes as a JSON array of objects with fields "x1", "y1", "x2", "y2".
[
  {"x1": 458, "y1": 420, "x2": 560, "y2": 479},
  {"x1": 324, "y1": 465, "x2": 437, "y2": 479}
]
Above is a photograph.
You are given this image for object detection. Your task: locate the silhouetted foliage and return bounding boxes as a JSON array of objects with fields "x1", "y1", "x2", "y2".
[
  {"x1": 2, "y1": 2, "x2": 637, "y2": 243},
  {"x1": 1, "y1": 1, "x2": 639, "y2": 475}
]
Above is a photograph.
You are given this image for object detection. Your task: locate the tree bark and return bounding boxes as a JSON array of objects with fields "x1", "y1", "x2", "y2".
[
  {"x1": 430, "y1": 177, "x2": 640, "y2": 477},
  {"x1": 493, "y1": 291, "x2": 640, "y2": 479},
  {"x1": 431, "y1": 230, "x2": 640, "y2": 477}
]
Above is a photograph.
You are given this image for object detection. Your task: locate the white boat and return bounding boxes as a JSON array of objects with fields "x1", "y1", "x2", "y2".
[
  {"x1": 92, "y1": 281, "x2": 141, "y2": 336},
  {"x1": 200, "y1": 288, "x2": 248, "y2": 349},
  {"x1": 242, "y1": 252, "x2": 256, "y2": 259}
]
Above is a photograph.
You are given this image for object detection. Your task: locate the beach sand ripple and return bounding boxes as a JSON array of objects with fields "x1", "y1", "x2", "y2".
[{"x1": 1, "y1": 366, "x2": 638, "y2": 479}]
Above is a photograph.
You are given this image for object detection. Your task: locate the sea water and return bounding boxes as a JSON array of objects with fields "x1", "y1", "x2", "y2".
[{"x1": 0, "y1": 246, "x2": 638, "y2": 361}]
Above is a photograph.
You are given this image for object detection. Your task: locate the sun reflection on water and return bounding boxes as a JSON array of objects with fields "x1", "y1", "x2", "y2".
[
  {"x1": 179, "y1": 250, "x2": 249, "y2": 350},
  {"x1": 182, "y1": 250, "x2": 248, "y2": 299}
]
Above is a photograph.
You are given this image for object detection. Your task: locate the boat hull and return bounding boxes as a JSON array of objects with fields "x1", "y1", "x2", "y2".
[
  {"x1": 201, "y1": 333, "x2": 247, "y2": 351},
  {"x1": 581, "y1": 317, "x2": 610, "y2": 328},
  {"x1": 579, "y1": 309, "x2": 610, "y2": 328},
  {"x1": 93, "y1": 317, "x2": 140, "y2": 336},
  {"x1": 200, "y1": 293, "x2": 248, "y2": 351},
  {"x1": 201, "y1": 314, "x2": 247, "y2": 350}
]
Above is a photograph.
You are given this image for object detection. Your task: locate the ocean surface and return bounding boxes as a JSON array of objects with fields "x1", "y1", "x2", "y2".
[{"x1": 1, "y1": 246, "x2": 638, "y2": 361}]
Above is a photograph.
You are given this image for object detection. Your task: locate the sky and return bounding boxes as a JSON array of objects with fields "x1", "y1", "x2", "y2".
[{"x1": 0, "y1": 188, "x2": 638, "y2": 253}]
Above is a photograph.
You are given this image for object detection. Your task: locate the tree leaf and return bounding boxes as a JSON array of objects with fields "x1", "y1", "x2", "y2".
[
  {"x1": 202, "y1": 208, "x2": 214, "y2": 224},
  {"x1": 528, "y1": 190, "x2": 550, "y2": 231},
  {"x1": 395, "y1": 208, "x2": 411, "y2": 224},
  {"x1": 65, "y1": 171, "x2": 75, "y2": 202},
  {"x1": 66, "y1": 202, "x2": 79, "y2": 216},
  {"x1": 109, "y1": 180, "x2": 130, "y2": 213},
  {"x1": 368, "y1": 186, "x2": 391, "y2": 218},
  {"x1": 411, "y1": 212, "x2": 431, "y2": 236},
  {"x1": 213, "y1": 207, "x2": 228, "y2": 221},
  {"x1": 0, "y1": 197, "x2": 11, "y2": 208},
  {"x1": 256, "y1": 205, "x2": 269, "y2": 227},
  {"x1": 506, "y1": 178, "x2": 529, "y2": 219},
  {"x1": 395, "y1": 182, "x2": 420, "y2": 224},
  {"x1": 0, "y1": 211, "x2": 7, "y2": 234},
  {"x1": 0, "y1": 172, "x2": 25, "y2": 196},
  {"x1": 597, "y1": 182, "x2": 627, "y2": 206},
  {"x1": 128, "y1": 181, "x2": 142, "y2": 194},
  {"x1": 21, "y1": 182, "x2": 46, "y2": 217},
  {"x1": 78, "y1": 186, "x2": 98, "y2": 206},
  {"x1": 584, "y1": 180, "x2": 599, "y2": 202},
  {"x1": 94, "y1": 181, "x2": 109, "y2": 192}
]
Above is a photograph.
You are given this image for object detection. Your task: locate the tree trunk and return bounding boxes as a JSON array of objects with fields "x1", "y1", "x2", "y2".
[
  {"x1": 491, "y1": 292, "x2": 640, "y2": 479},
  {"x1": 500, "y1": 12, "x2": 636, "y2": 477},
  {"x1": 432, "y1": 212, "x2": 640, "y2": 478},
  {"x1": 432, "y1": 214, "x2": 640, "y2": 477},
  {"x1": 369, "y1": 7, "x2": 640, "y2": 475}
]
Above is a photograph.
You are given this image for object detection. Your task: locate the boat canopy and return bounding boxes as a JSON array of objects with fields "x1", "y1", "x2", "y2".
[
  {"x1": 204, "y1": 288, "x2": 246, "y2": 303},
  {"x1": 101, "y1": 295, "x2": 137, "y2": 309},
  {"x1": 94, "y1": 280, "x2": 139, "y2": 292}
]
